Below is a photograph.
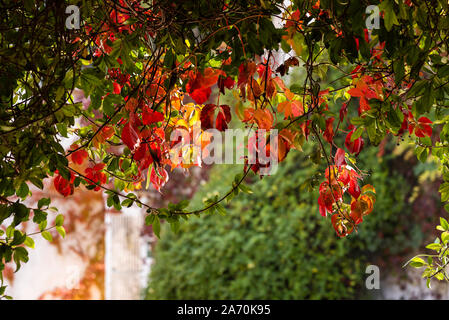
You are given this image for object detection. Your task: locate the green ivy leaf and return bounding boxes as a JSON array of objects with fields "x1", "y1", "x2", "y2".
[
  {"x1": 439, "y1": 217, "x2": 449, "y2": 231},
  {"x1": 56, "y1": 226, "x2": 66, "y2": 238},
  {"x1": 409, "y1": 257, "x2": 427, "y2": 268},
  {"x1": 170, "y1": 221, "x2": 180, "y2": 234},
  {"x1": 425, "y1": 243, "x2": 442, "y2": 251},
  {"x1": 13, "y1": 247, "x2": 29, "y2": 272},
  {"x1": 16, "y1": 182, "x2": 29, "y2": 199},
  {"x1": 24, "y1": 236, "x2": 35, "y2": 249},
  {"x1": 55, "y1": 214, "x2": 64, "y2": 227},
  {"x1": 41, "y1": 231, "x2": 53, "y2": 242},
  {"x1": 383, "y1": 1, "x2": 399, "y2": 31},
  {"x1": 37, "y1": 198, "x2": 51, "y2": 209},
  {"x1": 153, "y1": 216, "x2": 161, "y2": 239}
]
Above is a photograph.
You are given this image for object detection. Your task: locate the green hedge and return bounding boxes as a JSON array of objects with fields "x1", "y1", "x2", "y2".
[{"x1": 146, "y1": 142, "x2": 422, "y2": 299}]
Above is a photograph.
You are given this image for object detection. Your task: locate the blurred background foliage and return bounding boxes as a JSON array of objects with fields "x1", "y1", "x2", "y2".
[{"x1": 145, "y1": 135, "x2": 442, "y2": 299}]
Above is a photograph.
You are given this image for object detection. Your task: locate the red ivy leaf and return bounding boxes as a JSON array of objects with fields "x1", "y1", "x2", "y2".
[
  {"x1": 69, "y1": 144, "x2": 88, "y2": 165},
  {"x1": 238, "y1": 61, "x2": 257, "y2": 87},
  {"x1": 217, "y1": 76, "x2": 235, "y2": 94},
  {"x1": 323, "y1": 118, "x2": 335, "y2": 144},
  {"x1": 334, "y1": 148, "x2": 346, "y2": 166},
  {"x1": 318, "y1": 181, "x2": 342, "y2": 217},
  {"x1": 348, "y1": 178, "x2": 361, "y2": 199},
  {"x1": 215, "y1": 105, "x2": 231, "y2": 131},
  {"x1": 350, "y1": 195, "x2": 374, "y2": 224},
  {"x1": 54, "y1": 173, "x2": 74, "y2": 197},
  {"x1": 121, "y1": 121, "x2": 140, "y2": 151},
  {"x1": 85, "y1": 163, "x2": 107, "y2": 191},
  {"x1": 339, "y1": 103, "x2": 348, "y2": 122},
  {"x1": 150, "y1": 166, "x2": 168, "y2": 193},
  {"x1": 133, "y1": 143, "x2": 148, "y2": 162},
  {"x1": 331, "y1": 214, "x2": 353, "y2": 238},
  {"x1": 200, "y1": 104, "x2": 215, "y2": 130},
  {"x1": 413, "y1": 117, "x2": 433, "y2": 138},
  {"x1": 186, "y1": 68, "x2": 223, "y2": 104},
  {"x1": 142, "y1": 107, "x2": 164, "y2": 125},
  {"x1": 101, "y1": 126, "x2": 115, "y2": 140},
  {"x1": 345, "y1": 129, "x2": 364, "y2": 156},
  {"x1": 200, "y1": 104, "x2": 231, "y2": 131},
  {"x1": 190, "y1": 87, "x2": 211, "y2": 104},
  {"x1": 113, "y1": 82, "x2": 121, "y2": 94}
]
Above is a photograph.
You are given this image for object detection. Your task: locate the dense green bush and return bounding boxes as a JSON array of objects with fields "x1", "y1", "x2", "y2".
[{"x1": 146, "y1": 142, "x2": 425, "y2": 299}]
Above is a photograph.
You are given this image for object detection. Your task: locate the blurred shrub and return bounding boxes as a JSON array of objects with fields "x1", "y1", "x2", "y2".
[{"x1": 146, "y1": 141, "x2": 425, "y2": 299}]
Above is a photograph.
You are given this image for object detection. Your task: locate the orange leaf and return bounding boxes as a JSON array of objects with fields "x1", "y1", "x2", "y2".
[
  {"x1": 253, "y1": 108, "x2": 274, "y2": 130},
  {"x1": 278, "y1": 100, "x2": 303, "y2": 119}
]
